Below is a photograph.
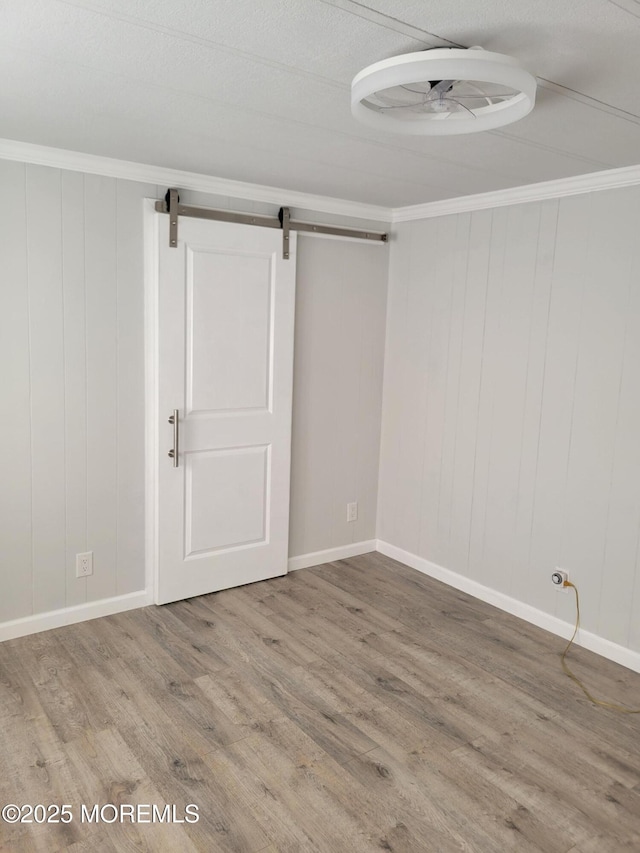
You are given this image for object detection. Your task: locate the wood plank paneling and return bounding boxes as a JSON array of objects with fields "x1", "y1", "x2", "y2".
[
  {"x1": 559, "y1": 189, "x2": 637, "y2": 628},
  {"x1": 394, "y1": 220, "x2": 431, "y2": 555},
  {"x1": 1, "y1": 166, "x2": 154, "y2": 623},
  {"x1": 482, "y1": 203, "x2": 540, "y2": 595},
  {"x1": 436, "y1": 212, "x2": 471, "y2": 567},
  {"x1": 26, "y1": 166, "x2": 66, "y2": 614},
  {"x1": 0, "y1": 161, "x2": 32, "y2": 622},
  {"x1": 604, "y1": 223, "x2": 640, "y2": 647},
  {"x1": 527, "y1": 195, "x2": 592, "y2": 614},
  {"x1": 516, "y1": 200, "x2": 558, "y2": 610},
  {"x1": 417, "y1": 215, "x2": 458, "y2": 558},
  {"x1": 61, "y1": 170, "x2": 88, "y2": 608},
  {"x1": 377, "y1": 221, "x2": 412, "y2": 545},
  {"x1": 466, "y1": 207, "x2": 509, "y2": 583},
  {"x1": 379, "y1": 186, "x2": 640, "y2": 654},
  {"x1": 84, "y1": 175, "x2": 118, "y2": 603},
  {"x1": 447, "y1": 208, "x2": 492, "y2": 576},
  {"x1": 115, "y1": 180, "x2": 146, "y2": 596}
]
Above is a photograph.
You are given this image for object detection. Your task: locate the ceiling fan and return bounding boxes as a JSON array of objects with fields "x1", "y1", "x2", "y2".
[{"x1": 351, "y1": 47, "x2": 537, "y2": 135}]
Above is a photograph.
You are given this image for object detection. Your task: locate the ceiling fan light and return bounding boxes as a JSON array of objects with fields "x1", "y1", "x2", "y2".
[{"x1": 351, "y1": 48, "x2": 536, "y2": 136}]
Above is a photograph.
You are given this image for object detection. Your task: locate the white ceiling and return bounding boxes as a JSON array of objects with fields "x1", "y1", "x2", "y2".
[{"x1": 3, "y1": 0, "x2": 640, "y2": 206}]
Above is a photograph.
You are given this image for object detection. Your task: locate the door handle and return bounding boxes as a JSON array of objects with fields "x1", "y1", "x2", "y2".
[{"x1": 168, "y1": 409, "x2": 179, "y2": 467}]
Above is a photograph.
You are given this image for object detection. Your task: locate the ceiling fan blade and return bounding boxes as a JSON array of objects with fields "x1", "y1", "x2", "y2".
[
  {"x1": 400, "y1": 82, "x2": 433, "y2": 96},
  {"x1": 372, "y1": 85, "x2": 429, "y2": 109},
  {"x1": 376, "y1": 97, "x2": 427, "y2": 110},
  {"x1": 450, "y1": 80, "x2": 520, "y2": 102},
  {"x1": 377, "y1": 100, "x2": 429, "y2": 112},
  {"x1": 447, "y1": 93, "x2": 517, "y2": 101}
]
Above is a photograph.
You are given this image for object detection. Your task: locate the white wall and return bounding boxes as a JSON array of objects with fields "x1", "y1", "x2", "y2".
[
  {"x1": 1, "y1": 162, "x2": 152, "y2": 622},
  {"x1": 0, "y1": 159, "x2": 388, "y2": 626},
  {"x1": 378, "y1": 188, "x2": 640, "y2": 654},
  {"x1": 290, "y1": 236, "x2": 388, "y2": 557}
]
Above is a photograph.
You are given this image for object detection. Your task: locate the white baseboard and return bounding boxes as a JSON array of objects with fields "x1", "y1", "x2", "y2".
[
  {"x1": 376, "y1": 540, "x2": 640, "y2": 675},
  {"x1": 288, "y1": 540, "x2": 377, "y2": 572},
  {"x1": 0, "y1": 590, "x2": 152, "y2": 643},
  {"x1": 6, "y1": 542, "x2": 638, "y2": 675},
  {"x1": 1, "y1": 542, "x2": 377, "y2": 641}
]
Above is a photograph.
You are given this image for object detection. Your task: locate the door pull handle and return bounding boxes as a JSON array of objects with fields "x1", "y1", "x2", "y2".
[{"x1": 168, "y1": 409, "x2": 179, "y2": 467}]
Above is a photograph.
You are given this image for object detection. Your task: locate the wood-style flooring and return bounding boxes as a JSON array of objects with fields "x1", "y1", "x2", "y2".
[{"x1": 1, "y1": 552, "x2": 639, "y2": 852}]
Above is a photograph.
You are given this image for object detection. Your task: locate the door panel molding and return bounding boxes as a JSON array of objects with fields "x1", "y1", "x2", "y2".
[
  {"x1": 185, "y1": 244, "x2": 275, "y2": 416},
  {"x1": 183, "y1": 444, "x2": 270, "y2": 558}
]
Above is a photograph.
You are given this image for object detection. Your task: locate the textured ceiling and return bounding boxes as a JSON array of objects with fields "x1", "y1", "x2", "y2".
[{"x1": 3, "y1": 0, "x2": 640, "y2": 206}]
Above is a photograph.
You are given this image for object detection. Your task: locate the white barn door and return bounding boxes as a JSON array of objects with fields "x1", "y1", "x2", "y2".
[{"x1": 154, "y1": 214, "x2": 296, "y2": 604}]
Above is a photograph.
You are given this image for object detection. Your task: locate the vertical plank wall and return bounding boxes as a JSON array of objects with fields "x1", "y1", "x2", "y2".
[
  {"x1": 0, "y1": 160, "x2": 388, "y2": 626},
  {"x1": 378, "y1": 188, "x2": 640, "y2": 653},
  {"x1": 0, "y1": 163, "x2": 153, "y2": 623}
]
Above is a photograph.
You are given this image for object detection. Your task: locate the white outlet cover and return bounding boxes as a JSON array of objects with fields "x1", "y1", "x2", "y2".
[{"x1": 76, "y1": 551, "x2": 93, "y2": 578}]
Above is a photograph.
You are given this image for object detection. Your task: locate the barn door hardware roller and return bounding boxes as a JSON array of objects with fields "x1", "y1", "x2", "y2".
[
  {"x1": 278, "y1": 205, "x2": 291, "y2": 260},
  {"x1": 156, "y1": 189, "x2": 387, "y2": 259}
]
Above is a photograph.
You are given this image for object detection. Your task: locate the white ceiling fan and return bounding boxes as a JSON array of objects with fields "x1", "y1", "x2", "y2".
[{"x1": 351, "y1": 47, "x2": 537, "y2": 135}]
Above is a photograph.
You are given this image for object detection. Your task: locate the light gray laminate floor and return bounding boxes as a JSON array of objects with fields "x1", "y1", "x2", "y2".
[{"x1": 1, "y1": 552, "x2": 639, "y2": 852}]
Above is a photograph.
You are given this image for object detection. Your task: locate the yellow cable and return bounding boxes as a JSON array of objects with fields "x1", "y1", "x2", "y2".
[{"x1": 560, "y1": 581, "x2": 640, "y2": 714}]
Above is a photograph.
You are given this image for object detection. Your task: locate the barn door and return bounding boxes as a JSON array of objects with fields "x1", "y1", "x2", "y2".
[{"x1": 154, "y1": 213, "x2": 296, "y2": 604}]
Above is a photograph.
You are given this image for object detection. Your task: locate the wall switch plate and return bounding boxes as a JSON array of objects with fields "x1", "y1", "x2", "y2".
[
  {"x1": 347, "y1": 501, "x2": 358, "y2": 523},
  {"x1": 76, "y1": 551, "x2": 93, "y2": 578}
]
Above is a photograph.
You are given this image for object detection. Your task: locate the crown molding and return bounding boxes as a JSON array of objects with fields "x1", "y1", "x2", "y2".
[
  {"x1": 391, "y1": 162, "x2": 640, "y2": 222},
  {"x1": 4, "y1": 137, "x2": 640, "y2": 227},
  {"x1": 0, "y1": 138, "x2": 391, "y2": 223}
]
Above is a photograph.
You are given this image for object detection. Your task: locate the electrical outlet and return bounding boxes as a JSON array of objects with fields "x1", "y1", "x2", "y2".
[
  {"x1": 347, "y1": 501, "x2": 358, "y2": 523},
  {"x1": 551, "y1": 569, "x2": 569, "y2": 592},
  {"x1": 76, "y1": 551, "x2": 93, "y2": 578}
]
